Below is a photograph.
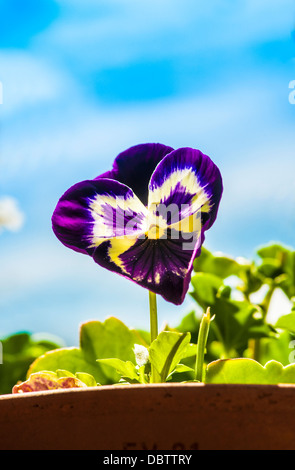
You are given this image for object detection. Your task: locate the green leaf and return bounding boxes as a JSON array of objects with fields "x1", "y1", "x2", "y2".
[
  {"x1": 166, "y1": 363, "x2": 195, "y2": 383},
  {"x1": 137, "y1": 365, "x2": 148, "y2": 384},
  {"x1": 2, "y1": 333, "x2": 31, "y2": 354},
  {"x1": 80, "y1": 317, "x2": 137, "y2": 364},
  {"x1": 206, "y1": 358, "x2": 295, "y2": 384},
  {"x1": 190, "y1": 270, "x2": 274, "y2": 355},
  {"x1": 257, "y1": 243, "x2": 295, "y2": 298},
  {"x1": 169, "y1": 363, "x2": 194, "y2": 376},
  {"x1": 149, "y1": 331, "x2": 191, "y2": 382},
  {"x1": 28, "y1": 317, "x2": 141, "y2": 385},
  {"x1": 193, "y1": 247, "x2": 243, "y2": 279},
  {"x1": 175, "y1": 310, "x2": 200, "y2": 343},
  {"x1": 190, "y1": 272, "x2": 224, "y2": 308},
  {"x1": 173, "y1": 363, "x2": 194, "y2": 373},
  {"x1": 97, "y1": 358, "x2": 139, "y2": 382},
  {"x1": 219, "y1": 299, "x2": 274, "y2": 352},
  {"x1": 27, "y1": 347, "x2": 103, "y2": 382},
  {"x1": 75, "y1": 372, "x2": 98, "y2": 387},
  {"x1": 257, "y1": 243, "x2": 291, "y2": 260},
  {"x1": 257, "y1": 258, "x2": 282, "y2": 278},
  {"x1": 275, "y1": 313, "x2": 295, "y2": 334},
  {"x1": 56, "y1": 369, "x2": 76, "y2": 378},
  {"x1": 180, "y1": 342, "x2": 198, "y2": 359},
  {"x1": 193, "y1": 247, "x2": 264, "y2": 297},
  {"x1": 246, "y1": 330, "x2": 294, "y2": 366},
  {"x1": 0, "y1": 332, "x2": 63, "y2": 395}
]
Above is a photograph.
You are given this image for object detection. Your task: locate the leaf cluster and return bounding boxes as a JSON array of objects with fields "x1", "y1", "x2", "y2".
[
  {"x1": 0, "y1": 332, "x2": 62, "y2": 394},
  {"x1": 186, "y1": 242, "x2": 295, "y2": 382},
  {"x1": 24, "y1": 318, "x2": 197, "y2": 388},
  {"x1": 3, "y1": 242, "x2": 295, "y2": 391}
]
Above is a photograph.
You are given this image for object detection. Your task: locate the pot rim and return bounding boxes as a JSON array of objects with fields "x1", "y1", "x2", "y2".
[{"x1": 2, "y1": 381, "x2": 295, "y2": 401}]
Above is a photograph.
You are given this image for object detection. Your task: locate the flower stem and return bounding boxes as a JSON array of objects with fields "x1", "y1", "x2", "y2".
[
  {"x1": 195, "y1": 307, "x2": 212, "y2": 382},
  {"x1": 149, "y1": 291, "x2": 160, "y2": 383},
  {"x1": 149, "y1": 291, "x2": 158, "y2": 342},
  {"x1": 260, "y1": 283, "x2": 276, "y2": 318}
]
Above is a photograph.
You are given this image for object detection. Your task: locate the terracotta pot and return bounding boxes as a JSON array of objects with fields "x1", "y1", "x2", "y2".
[{"x1": 0, "y1": 383, "x2": 295, "y2": 450}]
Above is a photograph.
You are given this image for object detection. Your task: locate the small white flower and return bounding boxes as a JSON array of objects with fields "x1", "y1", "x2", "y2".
[
  {"x1": 0, "y1": 197, "x2": 24, "y2": 233},
  {"x1": 133, "y1": 344, "x2": 149, "y2": 367}
]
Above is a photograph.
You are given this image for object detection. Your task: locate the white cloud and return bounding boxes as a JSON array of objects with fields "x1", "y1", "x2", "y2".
[
  {"x1": 1, "y1": 70, "x2": 294, "y2": 228},
  {"x1": 0, "y1": 75, "x2": 278, "y2": 173},
  {"x1": 38, "y1": 0, "x2": 295, "y2": 69},
  {"x1": 0, "y1": 196, "x2": 24, "y2": 233},
  {"x1": 0, "y1": 50, "x2": 74, "y2": 116},
  {"x1": 224, "y1": 140, "x2": 295, "y2": 208}
]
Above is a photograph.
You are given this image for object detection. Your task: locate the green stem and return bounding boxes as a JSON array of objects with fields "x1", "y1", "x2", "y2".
[
  {"x1": 195, "y1": 307, "x2": 211, "y2": 382},
  {"x1": 260, "y1": 283, "x2": 276, "y2": 318},
  {"x1": 149, "y1": 291, "x2": 158, "y2": 342},
  {"x1": 149, "y1": 291, "x2": 161, "y2": 383},
  {"x1": 250, "y1": 338, "x2": 261, "y2": 362}
]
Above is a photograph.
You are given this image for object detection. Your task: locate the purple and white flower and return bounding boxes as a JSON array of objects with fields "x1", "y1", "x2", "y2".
[{"x1": 52, "y1": 143, "x2": 223, "y2": 304}]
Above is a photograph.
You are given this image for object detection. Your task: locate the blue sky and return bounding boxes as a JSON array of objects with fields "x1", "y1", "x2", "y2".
[{"x1": 0, "y1": 0, "x2": 294, "y2": 345}]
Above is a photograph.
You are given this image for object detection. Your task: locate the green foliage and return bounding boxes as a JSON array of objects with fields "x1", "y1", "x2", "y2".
[
  {"x1": 149, "y1": 331, "x2": 192, "y2": 382},
  {"x1": 97, "y1": 358, "x2": 140, "y2": 383},
  {"x1": 256, "y1": 243, "x2": 295, "y2": 299},
  {"x1": 97, "y1": 331, "x2": 195, "y2": 384},
  {"x1": 189, "y1": 273, "x2": 275, "y2": 359},
  {"x1": 28, "y1": 347, "x2": 100, "y2": 380},
  {"x1": 2, "y1": 241, "x2": 295, "y2": 392},
  {"x1": 275, "y1": 312, "x2": 295, "y2": 334},
  {"x1": 247, "y1": 330, "x2": 294, "y2": 367},
  {"x1": 28, "y1": 317, "x2": 147, "y2": 385},
  {"x1": 0, "y1": 332, "x2": 62, "y2": 394},
  {"x1": 206, "y1": 358, "x2": 295, "y2": 384},
  {"x1": 190, "y1": 242, "x2": 295, "y2": 373},
  {"x1": 55, "y1": 368, "x2": 98, "y2": 386},
  {"x1": 193, "y1": 247, "x2": 245, "y2": 280},
  {"x1": 193, "y1": 246, "x2": 263, "y2": 297},
  {"x1": 55, "y1": 370, "x2": 97, "y2": 387}
]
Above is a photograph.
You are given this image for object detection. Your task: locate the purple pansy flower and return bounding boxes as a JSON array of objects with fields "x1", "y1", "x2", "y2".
[{"x1": 52, "y1": 143, "x2": 223, "y2": 305}]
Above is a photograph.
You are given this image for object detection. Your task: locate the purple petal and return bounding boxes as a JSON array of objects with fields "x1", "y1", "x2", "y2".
[
  {"x1": 96, "y1": 143, "x2": 174, "y2": 206},
  {"x1": 52, "y1": 179, "x2": 147, "y2": 256},
  {"x1": 148, "y1": 147, "x2": 223, "y2": 230},
  {"x1": 92, "y1": 229, "x2": 204, "y2": 305}
]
